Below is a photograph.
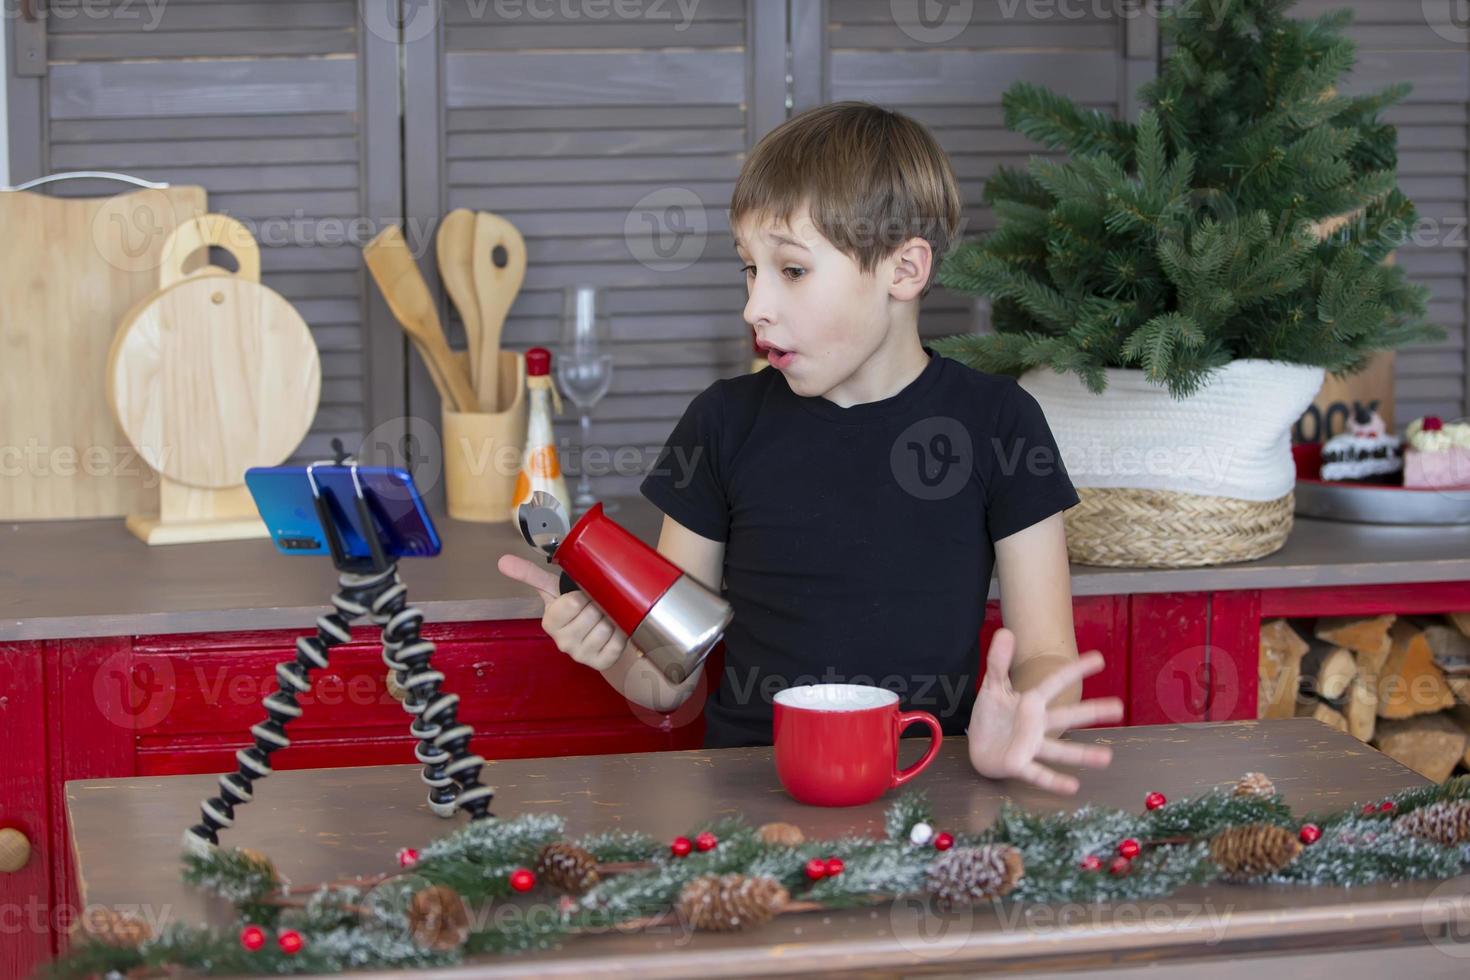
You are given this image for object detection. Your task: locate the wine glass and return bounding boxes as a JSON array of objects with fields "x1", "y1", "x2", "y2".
[{"x1": 557, "y1": 284, "x2": 618, "y2": 516}]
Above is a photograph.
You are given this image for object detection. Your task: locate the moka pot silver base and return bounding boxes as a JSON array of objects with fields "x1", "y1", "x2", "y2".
[{"x1": 629, "y1": 574, "x2": 734, "y2": 685}]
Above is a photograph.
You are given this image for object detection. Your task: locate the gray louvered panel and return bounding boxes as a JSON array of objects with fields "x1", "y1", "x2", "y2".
[
  {"x1": 1293, "y1": 3, "x2": 1470, "y2": 421},
  {"x1": 51, "y1": 136, "x2": 358, "y2": 170},
  {"x1": 49, "y1": 112, "x2": 359, "y2": 141},
  {"x1": 427, "y1": 0, "x2": 764, "y2": 497},
  {"x1": 447, "y1": 180, "x2": 735, "y2": 212},
  {"x1": 49, "y1": 59, "x2": 359, "y2": 119},
  {"x1": 41, "y1": 2, "x2": 381, "y2": 467},
  {"x1": 42, "y1": 164, "x2": 363, "y2": 194},
  {"x1": 837, "y1": 0, "x2": 1110, "y2": 21},
  {"x1": 442, "y1": 0, "x2": 748, "y2": 24},
  {"x1": 445, "y1": 22, "x2": 745, "y2": 49},
  {"x1": 446, "y1": 51, "x2": 746, "y2": 106},
  {"x1": 501, "y1": 312, "x2": 749, "y2": 346},
  {"x1": 819, "y1": 0, "x2": 1132, "y2": 349},
  {"x1": 830, "y1": 23, "x2": 1119, "y2": 48},
  {"x1": 48, "y1": 30, "x2": 356, "y2": 61},
  {"x1": 45, "y1": 0, "x2": 353, "y2": 32},
  {"x1": 446, "y1": 152, "x2": 745, "y2": 184},
  {"x1": 450, "y1": 127, "x2": 747, "y2": 157},
  {"x1": 449, "y1": 104, "x2": 748, "y2": 129},
  {"x1": 831, "y1": 50, "x2": 1119, "y2": 105}
]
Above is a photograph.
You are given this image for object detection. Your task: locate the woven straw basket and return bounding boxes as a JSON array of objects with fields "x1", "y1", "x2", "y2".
[{"x1": 1018, "y1": 360, "x2": 1325, "y2": 568}]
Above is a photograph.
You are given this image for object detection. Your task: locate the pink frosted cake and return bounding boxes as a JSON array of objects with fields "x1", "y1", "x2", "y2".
[{"x1": 1403, "y1": 416, "x2": 1470, "y2": 490}]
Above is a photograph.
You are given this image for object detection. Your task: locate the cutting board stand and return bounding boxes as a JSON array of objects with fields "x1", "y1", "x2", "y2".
[
  {"x1": 110, "y1": 214, "x2": 316, "y2": 546},
  {"x1": 126, "y1": 480, "x2": 268, "y2": 545}
]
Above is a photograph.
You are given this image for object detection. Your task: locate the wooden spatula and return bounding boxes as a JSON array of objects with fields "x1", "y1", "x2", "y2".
[
  {"x1": 436, "y1": 209, "x2": 483, "y2": 391},
  {"x1": 472, "y1": 211, "x2": 527, "y2": 413},
  {"x1": 364, "y1": 224, "x2": 477, "y2": 413}
]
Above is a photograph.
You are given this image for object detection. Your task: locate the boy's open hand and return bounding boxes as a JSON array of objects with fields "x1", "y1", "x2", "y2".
[{"x1": 966, "y1": 627, "x2": 1124, "y2": 795}]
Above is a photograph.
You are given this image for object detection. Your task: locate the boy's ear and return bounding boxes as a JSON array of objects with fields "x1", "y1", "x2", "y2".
[{"x1": 887, "y1": 236, "x2": 933, "y2": 302}]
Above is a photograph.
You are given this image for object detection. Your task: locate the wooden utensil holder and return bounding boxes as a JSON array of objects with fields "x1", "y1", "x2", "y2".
[{"x1": 443, "y1": 349, "x2": 528, "y2": 523}]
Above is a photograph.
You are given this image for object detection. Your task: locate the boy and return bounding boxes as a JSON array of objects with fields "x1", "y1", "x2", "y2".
[{"x1": 499, "y1": 101, "x2": 1123, "y2": 795}]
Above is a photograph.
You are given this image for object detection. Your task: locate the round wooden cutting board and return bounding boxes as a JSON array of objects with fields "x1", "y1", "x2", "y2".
[{"x1": 108, "y1": 275, "x2": 321, "y2": 490}]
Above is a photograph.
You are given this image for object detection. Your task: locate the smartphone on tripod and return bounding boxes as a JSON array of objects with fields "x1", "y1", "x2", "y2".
[{"x1": 245, "y1": 464, "x2": 441, "y2": 560}]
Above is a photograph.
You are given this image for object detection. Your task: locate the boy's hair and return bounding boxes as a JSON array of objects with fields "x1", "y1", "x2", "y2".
[{"x1": 729, "y1": 101, "x2": 964, "y2": 298}]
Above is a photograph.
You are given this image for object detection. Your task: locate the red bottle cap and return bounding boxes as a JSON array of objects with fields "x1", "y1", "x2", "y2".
[{"x1": 526, "y1": 347, "x2": 552, "y2": 376}]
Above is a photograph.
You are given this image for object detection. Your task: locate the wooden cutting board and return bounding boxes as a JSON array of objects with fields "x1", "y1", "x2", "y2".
[
  {"x1": 108, "y1": 275, "x2": 320, "y2": 490},
  {"x1": 0, "y1": 184, "x2": 207, "y2": 519}
]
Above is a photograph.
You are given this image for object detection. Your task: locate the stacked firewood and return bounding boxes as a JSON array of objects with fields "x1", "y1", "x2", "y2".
[{"x1": 1259, "y1": 613, "x2": 1470, "y2": 782}]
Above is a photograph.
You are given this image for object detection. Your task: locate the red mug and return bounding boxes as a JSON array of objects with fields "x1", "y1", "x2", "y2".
[{"x1": 773, "y1": 684, "x2": 944, "y2": 807}]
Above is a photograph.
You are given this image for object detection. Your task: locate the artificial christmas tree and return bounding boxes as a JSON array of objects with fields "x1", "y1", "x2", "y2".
[{"x1": 933, "y1": 0, "x2": 1444, "y2": 567}]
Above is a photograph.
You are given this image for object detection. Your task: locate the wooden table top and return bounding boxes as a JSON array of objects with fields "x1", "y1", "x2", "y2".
[
  {"x1": 67, "y1": 719, "x2": 1470, "y2": 976},
  {"x1": 10, "y1": 495, "x2": 1470, "y2": 642}
]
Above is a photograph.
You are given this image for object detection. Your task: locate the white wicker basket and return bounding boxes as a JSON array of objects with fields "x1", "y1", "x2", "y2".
[
  {"x1": 1019, "y1": 359, "x2": 1325, "y2": 501},
  {"x1": 1018, "y1": 360, "x2": 1325, "y2": 567}
]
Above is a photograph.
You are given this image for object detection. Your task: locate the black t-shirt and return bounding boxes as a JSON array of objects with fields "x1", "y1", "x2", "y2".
[{"x1": 638, "y1": 345, "x2": 1080, "y2": 749}]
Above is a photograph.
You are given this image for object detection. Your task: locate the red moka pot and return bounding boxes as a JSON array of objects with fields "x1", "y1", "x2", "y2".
[{"x1": 541, "y1": 502, "x2": 733, "y2": 685}]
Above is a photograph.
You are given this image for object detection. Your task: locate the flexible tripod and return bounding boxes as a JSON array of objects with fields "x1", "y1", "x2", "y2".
[{"x1": 185, "y1": 449, "x2": 494, "y2": 852}]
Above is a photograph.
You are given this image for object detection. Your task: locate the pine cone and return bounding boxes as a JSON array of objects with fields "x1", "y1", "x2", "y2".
[
  {"x1": 1395, "y1": 800, "x2": 1470, "y2": 847},
  {"x1": 1233, "y1": 772, "x2": 1277, "y2": 798},
  {"x1": 407, "y1": 884, "x2": 471, "y2": 950},
  {"x1": 757, "y1": 821, "x2": 805, "y2": 847},
  {"x1": 75, "y1": 906, "x2": 152, "y2": 948},
  {"x1": 675, "y1": 873, "x2": 789, "y2": 932},
  {"x1": 537, "y1": 842, "x2": 601, "y2": 892},
  {"x1": 236, "y1": 847, "x2": 279, "y2": 886},
  {"x1": 1209, "y1": 823, "x2": 1302, "y2": 881},
  {"x1": 924, "y1": 845, "x2": 1025, "y2": 909}
]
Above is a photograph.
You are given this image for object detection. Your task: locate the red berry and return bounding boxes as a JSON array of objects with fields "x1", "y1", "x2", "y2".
[
  {"x1": 670, "y1": 836, "x2": 693, "y2": 858},
  {"x1": 1361, "y1": 803, "x2": 1376, "y2": 815},
  {"x1": 1299, "y1": 823, "x2": 1321, "y2": 845},
  {"x1": 239, "y1": 925, "x2": 266, "y2": 952},
  {"x1": 824, "y1": 857, "x2": 844, "y2": 877},
  {"x1": 1378, "y1": 800, "x2": 1395, "y2": 812},
  {"x1": 509, "y1": 868, "x2": 536, "y2": 893},
  {"x1": 805, "y1": 857, "x2": 828, "y2": 881},
  {"x1": 1424, "y1": 416, "x2": 1444, "y2": 431},
  {"x1": 1109, "y1": 856, "x2": 1132, "y2": 876},
  {"x1": 1117, "y1": 838, "x2": 1141, "y2": 859},
  {"x1": 934, "y1": 832, "x2": 954, "y2": 851},
  {"x1": 694, "y1": 831, "x2": 718, "y2": 852},
  {"x1": 1144, "y1": 792, "x2": 1167, "y2": 810},
  {"x1": 277, "y1": 930, "x2": 303, "y2": 956},
  {"x1": 396, "y1": 847, "x2": 419, "y2": 868},
  {"x1": 1080, "y1": 855, "x2": 1103, "y2": 871}
]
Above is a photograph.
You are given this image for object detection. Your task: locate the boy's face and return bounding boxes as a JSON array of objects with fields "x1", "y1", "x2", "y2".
[{"x1": 733, "y1": 207, "x2": 913, "y2": 401}]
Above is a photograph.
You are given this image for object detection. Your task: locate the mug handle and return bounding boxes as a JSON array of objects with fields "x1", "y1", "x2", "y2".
[{"x1": 891, "y1": 710, "x2": 944, "y2": 788}]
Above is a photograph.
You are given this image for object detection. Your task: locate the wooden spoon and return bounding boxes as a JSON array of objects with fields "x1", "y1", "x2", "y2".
[
  {"x1": 471, "y1": 211, "x2": 527, "y2": 413},
  {"x1": 435, "y1": 209, "x2": 483, "y2": 391},
  {"x1": 363, "y1": 225, "x2": 477, "y2": 413}
]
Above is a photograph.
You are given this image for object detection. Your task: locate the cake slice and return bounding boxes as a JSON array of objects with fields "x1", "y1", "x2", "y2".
[
  {"x1": 1403, "y1": 416, "x2": 1470, "y2": 490},
  {"x1": 1320, "y1": 407, "x2": 1403, "y2": 483}
]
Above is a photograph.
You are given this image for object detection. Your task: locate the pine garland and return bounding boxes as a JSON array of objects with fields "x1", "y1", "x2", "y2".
[
  {"x1": 932, "y1": 0, "x2": 1444, "y2": 398},
  {"x1": 52, "y1": 774, "x2": 1470, "y2": 977}
]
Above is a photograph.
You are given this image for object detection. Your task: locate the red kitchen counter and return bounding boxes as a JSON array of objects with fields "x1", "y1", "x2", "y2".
[{"x1": 4, "y1": 498, "x2": 1470, "y2": 975}]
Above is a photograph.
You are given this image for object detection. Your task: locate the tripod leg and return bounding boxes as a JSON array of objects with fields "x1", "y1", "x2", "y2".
[
  {"x1": 370, "y1": 583, "x2": 494, "y2": 821},
  {"x1": 183, "y1": 566, "x2": 395, "y2": 851}
]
